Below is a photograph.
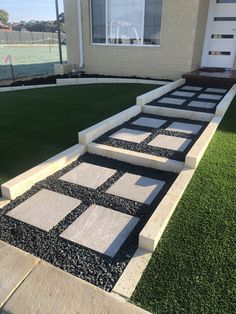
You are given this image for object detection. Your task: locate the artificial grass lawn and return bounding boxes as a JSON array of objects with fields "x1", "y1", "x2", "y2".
[
  {"x1": 131, "y1": 97, "x2": 236, "y2": 313},
  {"x1": 0, "y1": 83, "x2": 154, "y2": 186}
]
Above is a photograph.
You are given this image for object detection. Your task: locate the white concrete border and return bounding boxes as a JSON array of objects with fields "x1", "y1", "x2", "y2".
[
  {"x1": 112, "y1": 248, "x2": 152, "y2": 299},
  {"x1": 215, "y1": 84, "x2": 236, "y2": 117},
  {"x1": 143, "y1": 105, "x2": 214, "y2": 122},
  {"x1": 185, "y1": 116, "x2": 222, "y2": 169},
  {"x1": 79, "y1": 105, "x2": 142, "y2": 144},
  {"x1": 0, "y1": 84, "x2": 57, "y2": 93},
  {"x1": 1, "y1": 144, "x2": 86, "y2": 200},
  {"x1": 139, "y1": 167, "x2": 195, "y2": 252},
  {"x1": 87, "y1": 143, "x2": 184, "y2": 173},
  {"x1": 56, "y1": 77, "x2": 170, "y2": 86},
  {"x1": 136, "y1": 79, "x2": 185, "y2": 106},
  {"x1": 0, "y1": 197, "x2": 11, "y2": 209}
]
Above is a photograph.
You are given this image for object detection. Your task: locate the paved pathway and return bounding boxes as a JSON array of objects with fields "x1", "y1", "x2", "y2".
[
  {"x1": 0, "y1": 241, "x2": 148, "y2": 314},
  {"x1": 0, "y1": 83, "x2": 227, "y2": 313},
  {"x1": 146, "y1": 84, "x2": 228, "y2": 113}
]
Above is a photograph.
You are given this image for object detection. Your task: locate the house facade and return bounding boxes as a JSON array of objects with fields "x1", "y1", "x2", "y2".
[{"x1": 63, "y1": 0, "x2": 236, "y2": 80}]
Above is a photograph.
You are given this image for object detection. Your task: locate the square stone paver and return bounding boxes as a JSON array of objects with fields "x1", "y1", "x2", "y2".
[
  {"x1": 60, "y1": 204, "x2": 139, "y2": 257},
  {"x1": 171, "y1": 91, "x2": 195, "y2": 97},
  {"x1": 158, "y1": 97, "x2": 186, "y2": 105},
  {"x1": 109, "y1": 128, "x2": 151, "y2": 143},
  {"x1": 181, "y1": 86, "x2": 203, "y2": 91},
  {"x1": 187, "y1": 101, "x2": 217, "y2": 109},
  {"x1": 148, "y1": 134, "x2": 191, "y2": 152},
  {"x1": 166, "y1": 122, "x2": 202, "y2": 134},
  {"x1": 205, "y1": 88, "x2": 227, "y2": 94},
  {"x1": 107, "y1": 173, "x2": 165, "y2": 205},
  {"x1": 131, "y1": 117, "x2": 167, "y2": 129},
  {"x1": 7, "y1": 189, "x2": 81, "y2": 231},
  {"x1": 60, "y1": 163, "x2": 116, "y2": 189},
  {"x1": 198, "y1": 93, "x2": 222, "y2": 100}
]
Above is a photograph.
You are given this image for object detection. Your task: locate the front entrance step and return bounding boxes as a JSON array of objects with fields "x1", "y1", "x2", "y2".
[{"x1": 182, "y1": 69, "x2": 236, "y2": 88}]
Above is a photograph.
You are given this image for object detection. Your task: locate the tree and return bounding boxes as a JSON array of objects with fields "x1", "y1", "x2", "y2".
[{"x1": 0, "y1": 9, "x2": 9, "y2": 24}]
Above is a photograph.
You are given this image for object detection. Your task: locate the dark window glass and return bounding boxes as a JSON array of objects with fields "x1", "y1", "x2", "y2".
[
  {"x1": 209, "y1": 51, "x2": 231, "y2": 55},
  {"x1": 211, "y1": 34, "x2": 234, "y2": 38},
  {"x1": 217, "y1": 0, "x2": 236, "y2": 3},
  {"x1": 144, "y1": 0, "x2": 163, "y2": 45},
  {"x1": 91, "y1": 0, "x2": 106, "y2": 43},
  {"x1": 214, "y1": 17, "x2": 236, "y2": 21}
]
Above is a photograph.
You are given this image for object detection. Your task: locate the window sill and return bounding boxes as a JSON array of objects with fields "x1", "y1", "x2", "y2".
[{"x1": 91, "y1": 43, "x2": 161, "y2": 48}]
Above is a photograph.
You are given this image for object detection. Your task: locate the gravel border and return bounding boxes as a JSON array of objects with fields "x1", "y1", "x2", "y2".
[
  {"x1": 0, "y1": 153, "x2": 177, "y2": 291},
  {"x1": 94, "y1": 113, "x2": 208, "y2": 162},
  {"x1": 146, "y1": 85, "x2": 229, "y2": 113}
]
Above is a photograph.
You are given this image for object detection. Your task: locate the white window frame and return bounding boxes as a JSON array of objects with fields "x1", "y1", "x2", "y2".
[{"x1": 89, "y1": 0, "x2": 161, "y2": 47}]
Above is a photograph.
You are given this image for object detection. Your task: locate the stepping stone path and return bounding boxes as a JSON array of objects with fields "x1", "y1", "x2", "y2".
[
  {"x1": 148, "y1": 84, "x2": 228, "y2": 113},
  {"x1": 60, "y1": 204, "x2": 139, "y2": 257},
  {"x1": 107, "y1": 173, "x2": 165, "y2": 205},
  {"x1": 148, "y1": 134, "x2": 191, "y2": 152},
  {"x1": 166, "y1": 122, "x2": 202, "y2": 135},
  {"x1": 95, "y1": 112, "x2": 207, "y2": 162},
  {"x1": 1, "y1": 153, "x2": 177, "y2": 291},
  {"x1": 7, "y1": 190, "x2": 81, "y2": 232},
  {"x1": 60, "y1": 162, "x2": 116, "y2": 189},
  {"x1": 131, "y1": 117, "x2": 167, "y2": 128},
  {"x1": 0, "y1": 83, "x2": 229, "y2": 294},
  {"x1": 109, "y1": 128, "x2": 151, "y2": 143}
]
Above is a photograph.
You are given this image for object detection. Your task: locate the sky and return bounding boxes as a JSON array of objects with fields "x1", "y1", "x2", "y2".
[{"x1": 0, "y1": 0, "x2": 64, "y2": 23}]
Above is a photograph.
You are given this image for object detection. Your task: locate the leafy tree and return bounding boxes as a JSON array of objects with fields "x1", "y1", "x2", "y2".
[
  {"x1": 11, "y1": 13, "x2": 65, "y2": 33},
  {"x1": 0, "y1": 9, "x2": 9, "y2": 24}
]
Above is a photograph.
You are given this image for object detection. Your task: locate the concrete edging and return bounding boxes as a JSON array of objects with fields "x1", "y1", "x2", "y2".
[
  {"x1": 215, "y1": 83, "x2": 236, "y2": 117},
  {"x1": 79, "y1": 105, "x2": 142, "y2": 144},
  {"x1": 112, "y1": 248, "x2": 152, "y2": 299},
  {"x1": 139, "y1": 167, "x2": 195, "y2": 252},
  {"x1": 1, "y1": 144, "x2": 86, "y2": 200},
  {"x1": 0, "y1": 197, "x2": 11, "y2": 209},
  {"x1": 56, "y1": 77, "x2": 170, "y2": 86},
  {"x1": 0, "y1": 84, "x2": 57, "y2": 93},
  {"x1": 143, "y1": 105, "x2": 214, "y2": 122},
  {"x1": 87, "y1": 142, "x2": 184, "y2": 173},
  {"x1": 136, "y1": 79, "x2": 185, "y2": 106},
  {"x1": 185, "y1": 116, "x2": 222, "y2": 169}
]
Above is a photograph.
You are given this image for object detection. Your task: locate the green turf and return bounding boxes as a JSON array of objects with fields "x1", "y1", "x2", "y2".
[
  {"x1": 0, "y1": 83, "x2": 154, "y2": 186},
  {"x1": 131, "y1": 97, "x2": 236, "y2": 313}
]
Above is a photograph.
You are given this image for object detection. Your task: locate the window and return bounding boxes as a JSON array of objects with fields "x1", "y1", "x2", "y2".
[
  {"x1": 217, "y1": 0, "x2": 236, "y2": 3},
  {"x1": 91, "y1": 0, "x2": 163, "y2": 46}
]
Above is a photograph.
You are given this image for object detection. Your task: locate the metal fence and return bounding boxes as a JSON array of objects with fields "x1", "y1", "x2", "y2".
[{"x1": 0, "y1": 31, "x2": 66, "y2": 45}]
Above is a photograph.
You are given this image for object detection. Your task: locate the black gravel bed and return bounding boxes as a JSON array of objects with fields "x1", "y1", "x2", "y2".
[
  {"x1": 0, "y1": 153, "x2": 177, "y2": 291},
  {"x1": 94, "y1": 113, "x2": 208, "y2": 162},
  {"x1": 0, "y1": 73, "x2": 170, "y2": 87},
  {"x1": 146, "y1": 84, "x2": 229, "y2": 113}
]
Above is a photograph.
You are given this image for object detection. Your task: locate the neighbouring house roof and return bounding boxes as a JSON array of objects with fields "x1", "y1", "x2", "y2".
[{"x1": 0, "y1": 21, "x2": 11, "y2": 30}]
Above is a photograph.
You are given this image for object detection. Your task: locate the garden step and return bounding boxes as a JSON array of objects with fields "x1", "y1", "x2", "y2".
[
  {"x1": 145, "y1": 84, "x2": 229, "y2": 115},
  {"x1": 0, "y1": 154, "x2": 177, "y2": 291}
]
